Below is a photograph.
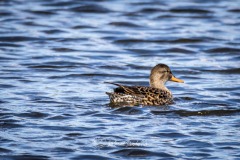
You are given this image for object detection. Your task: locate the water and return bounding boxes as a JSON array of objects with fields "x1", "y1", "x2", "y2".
[{"x1": 0, "y1": 0, "x2": 240, "y2": 159}]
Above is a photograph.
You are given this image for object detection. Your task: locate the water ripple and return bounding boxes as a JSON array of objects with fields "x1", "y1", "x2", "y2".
[
  {"x1": 151, "y1": 109, "x2": 240, "y2": 116},
  {"x1": 70, "y1": 4, "x2": 112, "y2": 13}
]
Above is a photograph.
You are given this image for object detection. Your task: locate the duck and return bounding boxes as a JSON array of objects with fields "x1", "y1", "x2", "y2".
[{"x1": 105, "y1": 63, "x2": 184, "y2": 106}]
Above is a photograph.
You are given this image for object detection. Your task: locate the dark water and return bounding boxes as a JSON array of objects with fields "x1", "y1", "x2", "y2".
[{"x1": 1, "y1": 0, "x2": 240, "y2": 159}]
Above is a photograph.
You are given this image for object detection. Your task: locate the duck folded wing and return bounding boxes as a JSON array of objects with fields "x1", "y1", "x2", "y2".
[{"x1": 105, "y1": 82, "x2": 169, "y2": 99}]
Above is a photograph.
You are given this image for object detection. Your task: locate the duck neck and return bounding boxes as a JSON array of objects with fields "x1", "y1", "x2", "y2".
[{"x1": 150, "y1": 77, "x2": 170, "y2": 93}]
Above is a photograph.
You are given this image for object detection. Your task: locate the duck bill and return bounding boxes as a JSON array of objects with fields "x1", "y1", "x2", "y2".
[{"x1": 170, "y1": 76, "x2": 184, "y2": 83}]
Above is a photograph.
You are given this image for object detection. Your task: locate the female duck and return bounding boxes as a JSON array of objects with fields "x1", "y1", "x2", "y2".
[{"x1": 106, "y1": 64, "x2": 184, "y2": 106}]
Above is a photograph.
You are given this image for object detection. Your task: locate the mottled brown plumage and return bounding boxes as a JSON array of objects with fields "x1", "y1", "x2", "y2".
[{"x1": 106, "y1": 64, "x2": 184, "y2": 106}]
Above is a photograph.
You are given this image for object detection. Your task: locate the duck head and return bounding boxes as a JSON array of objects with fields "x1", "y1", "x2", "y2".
[{"x1": 150, "y1": 63, "x2": 184, "y2": 89}]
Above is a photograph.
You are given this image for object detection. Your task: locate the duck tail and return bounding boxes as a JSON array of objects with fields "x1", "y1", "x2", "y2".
[
  {"x1": 105, "y1": 82, "x2": 135, "y2": 95},
  {"x1": 105, "y1": 92, "x2": 112, "y2": 96},
  {"x1": 104, "y1": 82, "x2": 123, "y2": 87}
]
